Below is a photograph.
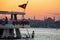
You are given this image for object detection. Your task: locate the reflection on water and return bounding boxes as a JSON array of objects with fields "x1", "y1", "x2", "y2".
[{"x1": 0, "y1": 28, "x2": 60, "y2": 40}]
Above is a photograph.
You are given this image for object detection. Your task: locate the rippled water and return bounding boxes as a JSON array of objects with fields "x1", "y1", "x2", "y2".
[{"x1": 0, "y1": 28, "x2": 60, "y2": 40}]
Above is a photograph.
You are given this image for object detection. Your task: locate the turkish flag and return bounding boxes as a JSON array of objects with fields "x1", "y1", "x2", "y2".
[{"x1": 18, "y1": 3, "x2": 27, "y2": 9}]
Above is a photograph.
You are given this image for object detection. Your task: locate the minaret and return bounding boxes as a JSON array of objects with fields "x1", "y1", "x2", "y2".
[
  {"x1": 44, "y1": 16, "x2": 47, "y2": 20},
  {"x1": 44, "y1": 16, "x2": 45, "y2": 20},
  {"x1": 34, "y1": 16, "x2": 35, "y2": 20},
  {"x1": 53, "y1": 16, "x2": 55, "y2": 21}
]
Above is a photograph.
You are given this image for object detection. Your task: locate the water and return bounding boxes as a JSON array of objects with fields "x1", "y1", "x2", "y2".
[{"x1": 0, "y1": 28, "x2": 60, "y2": 40}]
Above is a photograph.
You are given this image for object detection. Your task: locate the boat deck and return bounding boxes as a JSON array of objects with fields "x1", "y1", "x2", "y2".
[{"x1": 0, "y1": 24, "x2": 30, "y2": 29}]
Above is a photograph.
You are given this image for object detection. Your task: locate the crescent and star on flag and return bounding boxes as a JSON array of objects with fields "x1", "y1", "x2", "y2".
[{"x1": 18, "y1": 0, "x2": 29, "y2": 12}]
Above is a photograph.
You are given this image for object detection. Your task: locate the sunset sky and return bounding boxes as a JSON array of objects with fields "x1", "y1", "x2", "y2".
[{"x1": 0, "y1": 0, "x2": 60, "y2": 20}]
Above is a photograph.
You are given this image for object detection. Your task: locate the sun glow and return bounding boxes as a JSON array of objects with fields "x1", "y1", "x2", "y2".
[{"x1": 0, "y1": 0, "x2": 60, "y2": 20}]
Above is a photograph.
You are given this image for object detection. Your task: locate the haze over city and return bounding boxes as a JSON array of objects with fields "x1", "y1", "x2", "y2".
[{"x1": 0, "y1": 0, "x2": 60, "y2": 20}]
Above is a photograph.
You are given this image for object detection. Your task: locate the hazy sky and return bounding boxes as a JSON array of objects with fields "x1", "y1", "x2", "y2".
[{"x1": 0, "y1": 0, "x2": 60, "y2": 20}]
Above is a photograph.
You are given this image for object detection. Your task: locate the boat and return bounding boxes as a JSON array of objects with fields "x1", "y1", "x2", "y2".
[
  {"x1": 0, "y1": 11, "x2": 31, "y2": 39},
  {"x1": 0, "y1": 0, "x2": 35, "y2": 39}
]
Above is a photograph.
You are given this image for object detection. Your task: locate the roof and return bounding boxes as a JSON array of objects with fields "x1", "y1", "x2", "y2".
[{"x1": 0, "y1": 11, "x2": 25, "y2": 15}]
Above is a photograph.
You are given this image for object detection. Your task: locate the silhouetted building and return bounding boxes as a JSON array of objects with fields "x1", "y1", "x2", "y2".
[
  {"x1": 28, "y1": 17, "x2": 59, "y2": 28},
  {"x1": 54, "y1": 21, "x2": 60, "y2": 28},
  {"x1": 44, "y1": 17, "x2": 55, "y2": 28}
]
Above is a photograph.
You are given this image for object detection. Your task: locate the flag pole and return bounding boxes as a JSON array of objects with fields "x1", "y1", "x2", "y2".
[
  {"x1": 22, "y1": 0, "x2": 29, "y2": 19},
  {"x1": 23, "y1": 0, "x2": 29, "y2": 12}
]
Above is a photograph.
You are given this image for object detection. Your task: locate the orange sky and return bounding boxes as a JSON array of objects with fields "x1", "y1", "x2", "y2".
[{"x1": 0, "y1": 0, "x2": 60, "y2": 20}]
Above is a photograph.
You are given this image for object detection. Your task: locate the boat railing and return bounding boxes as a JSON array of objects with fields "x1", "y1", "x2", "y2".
[
  {"x1": 0, "y1": 19, "x2": 8, "y2": 25},
  {"x1": 0, "y1": 19, "x2": 30, "y2": 25}
]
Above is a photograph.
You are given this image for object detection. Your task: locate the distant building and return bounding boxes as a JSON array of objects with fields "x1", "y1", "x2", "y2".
[
  {"x1": 28, "y1": 17, "x2": 60, "y2": 28},
  {"x1": 54, "y1": 21, "x2": 60, "y2": 28},
  {"x1": 44, "y1": 17, "x2": 55, "y2": 28},
  {"x1": 28, "y1": 19, "x2": 44, "y2": 28}
]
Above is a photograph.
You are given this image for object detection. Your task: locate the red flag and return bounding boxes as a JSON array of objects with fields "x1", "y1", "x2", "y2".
[
  {"x1": 18, "y1": 3, "x2": 27, "y2": 9},
  {"x1": 18, "y1": 0, "x2": 29, "y2": 9}
]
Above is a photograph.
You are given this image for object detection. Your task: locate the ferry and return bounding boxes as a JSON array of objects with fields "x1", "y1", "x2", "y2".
[{"x1": 0, "y1": 11, "x2": 33, "y2": 39}]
